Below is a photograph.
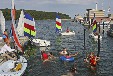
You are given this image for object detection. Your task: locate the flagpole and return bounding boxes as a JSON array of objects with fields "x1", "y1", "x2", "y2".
[{"x1": 97, "y1": 22, "x2": 100, "y2": 57}]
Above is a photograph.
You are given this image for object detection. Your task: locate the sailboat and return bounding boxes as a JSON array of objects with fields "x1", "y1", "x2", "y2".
[
  {"x1": 0, "y1": 10, "x2": 5, "y2": 40},
  {"x1": 22, "y1": 12, "x2": 50, "y2": 47},
  {"x1": 56, "y1": 14, "x2": 75, "y2": 36},
  {"x1": 0, "y1": 0, "x2": 27, "y2": 76},
  {"x1": 89, "y1": 17, "x2": 102, "y2": 42},
  {"x1": 32, "y1": 19, "x2": 50, "y2": 47}
]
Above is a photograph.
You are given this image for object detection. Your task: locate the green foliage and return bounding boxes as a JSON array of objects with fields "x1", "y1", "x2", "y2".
[
  {"x1": 0, "y1": 8, "x2": 71, "y2": 20},
  {"x1": 24, "y1": 41, "x2": 37, "y2": 58}
]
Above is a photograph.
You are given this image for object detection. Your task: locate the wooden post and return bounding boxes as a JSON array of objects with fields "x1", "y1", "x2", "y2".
[
  {"x1": 84, "y1": 27, "x2": 86, "y2": 50},
  {"x1": 97, "y1": 22, "x2": 100, "y2": 57},
  {"x1": 103, "y1": 21, "x2": 104, "y2": 35}
]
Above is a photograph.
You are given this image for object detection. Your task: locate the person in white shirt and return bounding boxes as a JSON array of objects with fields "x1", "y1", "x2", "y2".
[{"x1": 0, "y1": 42, "x2": 17, "y2": 61}]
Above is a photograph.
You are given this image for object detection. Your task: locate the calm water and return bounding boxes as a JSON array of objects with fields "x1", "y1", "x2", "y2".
[{"x1": 4, "y1": 20, "x2": 113, "y2": 76}]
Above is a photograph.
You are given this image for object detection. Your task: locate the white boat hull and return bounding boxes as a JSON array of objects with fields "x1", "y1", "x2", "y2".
[
  {"x1": 61, "y1": 31, "x2": 75, "y2": 36},
  {"x1": 0, "y1": 56, "x2": 27, "y2": 76},
  {"x1": 32, "y1": 39, "x2": 50, "y2": 47},
  {"x1": 0, "y1": 37, "x2": 2, "y2": 40},
  {"x1": 89, "y1": 33, "x2": 102, "y2": 42}
]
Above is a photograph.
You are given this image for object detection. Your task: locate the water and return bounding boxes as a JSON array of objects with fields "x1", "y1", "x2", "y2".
[{"x1": 4, "y1": 20, "x2": 113, "y2": 76}]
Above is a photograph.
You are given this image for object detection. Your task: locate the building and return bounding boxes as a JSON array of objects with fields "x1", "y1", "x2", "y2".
[{"x1": 85, "y1": 3, "x2": 110, "y2": 24}]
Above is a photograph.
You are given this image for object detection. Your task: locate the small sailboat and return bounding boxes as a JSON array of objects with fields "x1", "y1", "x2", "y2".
[
  {"x1": 23, "y1": 13, "x2": 50, "y2": 47},
  {"x1": 89, "y1": 33, "x2": 102, "y2": 42},
  {"x1": 0, "y1": 56, "x2": 27, "y2": 76},
  {"x1": 89, "y1": 17, "x2": 102, "y2": 42},
  {"x1": 55, "y1": 14, "x2": 75, "y2": 36},
  {"x1": 0, "y1": 0, "x2": 27, "y2": 76},
  {"x1": 61, "y1": 27, "x2": 75, "y2": 36},
  {"x1": 0, "y1": 10, "x2": 5, "y2": 40}
]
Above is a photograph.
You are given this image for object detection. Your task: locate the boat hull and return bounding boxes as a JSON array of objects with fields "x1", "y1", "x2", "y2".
[
  {"x1": 61, "y1": 31, "x2": 75, "y2": 36},
  {"x1": 0, "y1": 56, "x2": 27, "y2": 76},
  {"x1": 89, "y1": 33, "x2": 102, "y2": 42},
  {"x1": 32, "y1": 39, "x2": 50, "y2": 47}
]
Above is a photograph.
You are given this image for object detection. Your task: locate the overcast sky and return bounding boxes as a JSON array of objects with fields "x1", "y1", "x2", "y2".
[{"x1": 0, "y1": 0, "x2": 113, "y2": 18}]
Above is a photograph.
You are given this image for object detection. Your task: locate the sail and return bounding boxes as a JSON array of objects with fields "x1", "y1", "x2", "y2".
[
  {"x1": 17, "y1": 10, "x2": 24, "y2": 36},
  {"x1": 56, "y1": 15, "x2": 62, "y2": 33},
  {"x1": 24, "y1": 13, "x2": 36, "y2": 38},
  {"x1": 0, "y1": 10, "x2": 5, "y2": 34},
  {"x1": 11, "y1": 0, "x2": 23, "y2": 53},
  {"x1": 91, "y1": 13, "x2": 97, "y2": 33}
]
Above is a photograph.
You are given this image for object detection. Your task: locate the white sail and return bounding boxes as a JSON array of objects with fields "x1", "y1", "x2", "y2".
[
  {"x1": 17, "y1": 10, "x2": 24, "y2": 36},
  {"x1": 0, "y1": 10, "x2": 5, "y2": 34},
  {"x1": 33, "y1": 18, "x2": 36, "y2": 37}
]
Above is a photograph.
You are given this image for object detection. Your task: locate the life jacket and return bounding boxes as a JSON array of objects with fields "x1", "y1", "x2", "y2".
[
  {"x1": 42, "y1": 53, "x2": 48, "y2": 60},
  {"x1": 13, "y1": 63, "x2": 22, "y2": 71},
  {"x1": 90, "y1": 56, "x2": 96, "y2": 66},
  {"x1": 3, "y1": 34, "x2": 9, "y2": 42}
]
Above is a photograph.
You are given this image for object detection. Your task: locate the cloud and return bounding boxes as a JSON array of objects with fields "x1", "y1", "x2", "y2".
[
  {"x1": 56, "y1": 0, "x2": 98, "y2": 4},
  {"x1": 15, "y1": 0, "x2": 98, "y2": 5},
  {"x1": 26, "y1": 0, "x2": 98, "y2": 5}
]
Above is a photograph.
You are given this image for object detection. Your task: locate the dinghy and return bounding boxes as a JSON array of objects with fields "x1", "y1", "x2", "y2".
[
  {"x1": 32, "y1": 39, "x2": 50, "y2": 47},
  {"x1": 89, "y1": 33, "x2": 102, "y2": 42},
  {"x1": 0, "y1": 56, "x2": 27, "y2": 76},
  {"x1": 56, "y1": 14, "x2": 75, "y2": 36},
  {"x1": 61, "y1": 31, "x2": 75, "y2": 36}
]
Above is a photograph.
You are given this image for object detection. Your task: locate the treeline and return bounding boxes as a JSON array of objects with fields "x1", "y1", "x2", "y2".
[{"x1": 0, "y1": 8, "x2": 71, "y2": 20}]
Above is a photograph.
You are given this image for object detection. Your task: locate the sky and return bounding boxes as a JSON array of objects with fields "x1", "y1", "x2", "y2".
[{"x1": 0, "y1": 0, "x2": 113, "y2": 19}]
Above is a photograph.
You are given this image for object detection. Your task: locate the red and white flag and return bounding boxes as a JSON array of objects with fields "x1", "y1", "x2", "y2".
[{"x1": 11, "y1": 0, "x2": 23, "y2": 53}]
